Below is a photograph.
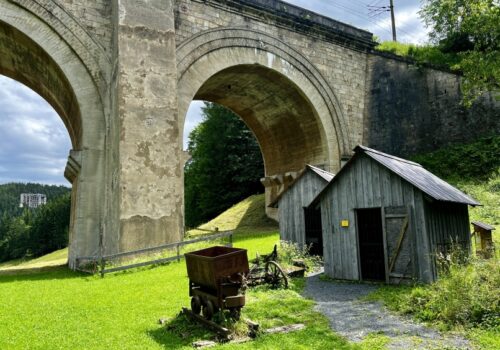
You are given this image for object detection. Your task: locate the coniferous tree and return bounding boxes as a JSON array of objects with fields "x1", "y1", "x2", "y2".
[{"x1": 184, "y1": 103, "x2": 264, "y2": 228}]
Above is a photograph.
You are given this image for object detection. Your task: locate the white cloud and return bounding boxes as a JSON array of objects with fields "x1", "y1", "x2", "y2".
[{"x1": 0, "y1": 76, "x2": 71, "y2": 185}]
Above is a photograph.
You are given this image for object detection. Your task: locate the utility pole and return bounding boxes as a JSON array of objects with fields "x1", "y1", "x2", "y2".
[
  {"x1": 368, "y1": 0, "x2": 397, "y2": 42},
  {"x1": 389, "y1": 0, "x2": 397, "y2": 42}
]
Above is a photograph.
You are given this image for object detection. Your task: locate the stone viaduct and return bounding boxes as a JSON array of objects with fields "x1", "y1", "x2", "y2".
[{"x1": 0, "y1": 0, "x2": 498, "y2": 268}]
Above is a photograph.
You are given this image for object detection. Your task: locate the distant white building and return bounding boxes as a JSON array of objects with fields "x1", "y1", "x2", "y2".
[{"x1": 20, "y1": 193, "x2": 47, "y2": 208}]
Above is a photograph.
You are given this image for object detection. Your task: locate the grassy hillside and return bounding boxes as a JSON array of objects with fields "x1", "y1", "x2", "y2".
[
  {"x1": 0, "y1": 232, "x2": 380, "y2": 350},
  {"x1": 187, "y1": 194, "x2": 278, "y2": 236}
]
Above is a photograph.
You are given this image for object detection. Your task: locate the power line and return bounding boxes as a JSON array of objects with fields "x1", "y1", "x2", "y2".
[
  {"x1": 367, "y1": 1, "x2": 396, "y2": 41},
  {"x1": 324, "y1": 1, "x2": 395, "y2": 36},
  {"x1": 321, "y1": 0, "x2": 416, "y2": 42}
]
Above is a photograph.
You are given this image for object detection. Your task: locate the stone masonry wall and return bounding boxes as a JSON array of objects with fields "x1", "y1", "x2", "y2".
[
  {"x1": 174, "y1": 0, "x2": 372, "y2": 152},
  {"x1": 364, "y1": 53, "x2": 500, "y2": 157},
  {"x1": 59, "y1": 0, "x2": 113, "y2": 53}
]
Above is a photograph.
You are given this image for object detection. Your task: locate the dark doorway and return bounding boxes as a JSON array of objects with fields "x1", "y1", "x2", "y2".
[
  {"x1": 357, "y1": 208, "x2": 386, "y2": 281},
  {"x1": 304, "y1": 207, "x2": 323, "y2": 256}
]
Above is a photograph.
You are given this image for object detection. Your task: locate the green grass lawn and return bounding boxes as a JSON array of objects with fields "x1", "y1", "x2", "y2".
[{"x1": 0, "y1": 232, "x2": 379, "y2": 350}]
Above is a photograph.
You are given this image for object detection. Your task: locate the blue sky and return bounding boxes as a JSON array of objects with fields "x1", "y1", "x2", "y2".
[{"x1": 0, "y1": 0, "x2": 426, "y2": 185}]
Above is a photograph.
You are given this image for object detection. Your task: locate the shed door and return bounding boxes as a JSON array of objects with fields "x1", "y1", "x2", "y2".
[
  {"x1": 304, "y1": 207, "x2": 323, "y2": 256},
  {"x1": 383, "y1": 206, "x2": 413, "y2": 281},
  {"x1": 357, "y1": 208, "x2": 385, "y2": 281}
]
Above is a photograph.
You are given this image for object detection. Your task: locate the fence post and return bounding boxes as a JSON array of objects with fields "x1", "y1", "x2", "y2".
[
  {"x1": 229, "y1": 231, "x2": 233, "y2": 247},
  {"x1": 99, "y1": 226, "x2": 105, "y2": 278},
  {"x1": 100, "y1": 258, "x2": 105, "y2": 278},
  {"x1": 176, "y1": 243, "x2": 180, "y2": 262}
]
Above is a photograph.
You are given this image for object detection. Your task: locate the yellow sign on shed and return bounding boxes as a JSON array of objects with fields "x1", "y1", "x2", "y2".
[{"x1": 341, "y1": 220, "x2": 349, "y2": 227}]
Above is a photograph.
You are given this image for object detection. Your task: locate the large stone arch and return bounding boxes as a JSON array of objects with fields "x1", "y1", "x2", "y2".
[
  {"x1": 177, "y1": 28, "x2": 351, "y2": 216},
  {"x1": 0, "y1": 0, "x2": 109, "y2": 267},
  {"x1": 177, "y1": 28, "x2": 352, "y2": 163}
]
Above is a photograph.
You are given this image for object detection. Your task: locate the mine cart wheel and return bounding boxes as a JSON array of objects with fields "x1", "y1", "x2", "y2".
[
  {"x1": 229, "y1": 307, "x2": 241, "y2": 321},
  {"x1": 265, "y1": 261, "x2": 288, "y2": 289},
  {"x1": 202, "y1": 300, "x2": 215, "y2": 320},
  {"x1": 191, "y1": 296, "x2": 202, "y2": 315}
]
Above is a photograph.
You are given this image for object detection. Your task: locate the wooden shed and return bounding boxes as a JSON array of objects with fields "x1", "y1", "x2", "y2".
[
  {"x1": 270, "y1": 165, "x2": 334, "y2": 256},
  {"x1": 310, "y1": 145, "x2": 480, "y2": 283},
  {"x1": 471, "y1": 221, "x2": 495, "y2": 258}
]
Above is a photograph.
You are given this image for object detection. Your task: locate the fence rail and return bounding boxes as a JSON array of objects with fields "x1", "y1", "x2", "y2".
[{"x1": 76, "y1": 231, "x2": 233, "y2": 276}]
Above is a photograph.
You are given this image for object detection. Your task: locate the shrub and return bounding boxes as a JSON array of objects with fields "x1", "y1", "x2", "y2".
[
  {"x1": 400, "y1": 256, "x2": 500, "y2": 329},
  {"x1": 411, "y1": 135, "x2": 500, "y2": 182},
  {"x1": 278, "y1": 240, "x2": 323, "y2": 272},
  {"x1": 375, "y1": 41, "x2": 461, "y2": 70}
]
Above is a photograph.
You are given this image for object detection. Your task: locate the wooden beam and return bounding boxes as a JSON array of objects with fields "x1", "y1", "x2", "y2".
[
  {"x1": 388, "y1": 216, "x2": 409, "y2": 273},
  {"x1": 181, "y1": 308, "x2": 231, "y2": 339}
]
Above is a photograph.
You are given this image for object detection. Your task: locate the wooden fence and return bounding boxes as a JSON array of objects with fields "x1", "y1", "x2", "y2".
[{"x1": 76, "y1": 231, "x2": 233, "y2": 276}]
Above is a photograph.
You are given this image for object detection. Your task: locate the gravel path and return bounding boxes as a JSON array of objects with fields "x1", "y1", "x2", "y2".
[{"x1": 304, "y1": 271, "x2": 471, "y2": 349}]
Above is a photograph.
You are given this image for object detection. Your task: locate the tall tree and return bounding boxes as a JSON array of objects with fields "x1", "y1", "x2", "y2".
[
  {"x1": 420, "y1": 0, "x2": 500, "y2": 105},
  {"x1": 184, "y1": 103, "x2": 264, "y2": 228},
  {"x1": 0, "y1": 193, "x2": 70, "y2": 262},
  {"x1": 28, "y1": 193, "x2": 70, "y2": 257}
]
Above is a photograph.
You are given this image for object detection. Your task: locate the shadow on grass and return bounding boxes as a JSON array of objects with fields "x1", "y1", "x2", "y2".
[
  {"x1": 0, "y1": 265, "x2": 88, "y2": 283},
  {"x1": 148, "y1": 312, "x2": 215, "y2": 349}
]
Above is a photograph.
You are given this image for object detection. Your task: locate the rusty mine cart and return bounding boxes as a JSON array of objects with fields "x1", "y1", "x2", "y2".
[{"x1": 185, "y1": 246, "x2": 249, "y2": 320}]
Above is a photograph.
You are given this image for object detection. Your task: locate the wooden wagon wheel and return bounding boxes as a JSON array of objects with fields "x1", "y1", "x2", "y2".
[
  {"x1": 202, "y1": 299, "x2": 215, "y2": 320},
  {"x1": 264, "y1": 261, "x2": 288, "y2": 289},
  {"x1": 191, "y1": 296, "x2": 202, "y2": 315}
]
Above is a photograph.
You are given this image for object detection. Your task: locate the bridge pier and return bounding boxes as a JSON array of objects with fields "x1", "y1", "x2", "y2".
[{"x1": 114, "y1": 0, "x2": 183, "y2": 253}]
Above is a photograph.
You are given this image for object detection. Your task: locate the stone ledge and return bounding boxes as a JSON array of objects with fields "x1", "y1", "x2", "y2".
[{"x1": 193, "y1": 0, "x2": 376, "y2": 51}]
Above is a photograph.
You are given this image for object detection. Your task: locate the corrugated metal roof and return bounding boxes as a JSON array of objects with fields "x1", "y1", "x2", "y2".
[
  {"x1": 307, "y1": 164, "x2": 334, "y2": 182},
  {"x1": 472, "y1": 221, "x2": 495, "y2": 231},
  {"x1": 356, "y1": 145, "x2": 480, "y2": 206},
  {"x1": 268, "y1": 165, "x2": 334, "y2": 208}
]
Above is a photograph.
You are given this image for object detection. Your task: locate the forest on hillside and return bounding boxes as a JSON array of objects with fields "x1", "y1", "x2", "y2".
[
  {"x1": 0, "y1": 182, "x2": 70, "y2": 217},
  {"x1": 0, "y1": 183, "x2": 71, "y2": 262}
]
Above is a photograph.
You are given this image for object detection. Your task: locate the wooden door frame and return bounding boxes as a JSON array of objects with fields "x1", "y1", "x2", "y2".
[
  {"x1": 380, "y1": 207, "x2": 390, "y2": 284},
  {"x1": 355, "y1": 207, "x2": 389, "y2": 283}
]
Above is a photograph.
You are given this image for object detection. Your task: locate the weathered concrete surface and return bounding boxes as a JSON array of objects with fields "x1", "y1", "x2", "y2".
[
  {"x1": 116, "y1": 0, "x2": 183, "y2": 251},
  {"x1": 0, "y1": 0, "x2": 498, "y2": 268}
]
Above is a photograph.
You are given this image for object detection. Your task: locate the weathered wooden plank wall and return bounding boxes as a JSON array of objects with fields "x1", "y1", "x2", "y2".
[
  {"x1": 424, "y1": 201, "x2": 471, "y2": 279},
  {"x1": 320, "y1": 152, "x2": 473, "y2": 283},
  {"x1": 279, "y1": 171, "x2": 328, "y2": 246},
  {"x1": 320, "y1": 153, "x2": 435, "y2": 282}
]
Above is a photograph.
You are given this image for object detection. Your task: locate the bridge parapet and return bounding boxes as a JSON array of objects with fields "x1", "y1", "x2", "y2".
[{"x1": 198, "y1": 0, "x2": 376, "y2": 50}]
